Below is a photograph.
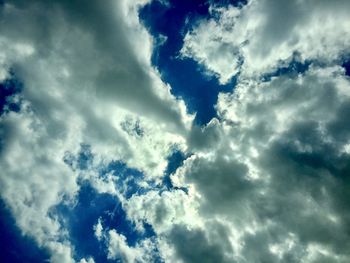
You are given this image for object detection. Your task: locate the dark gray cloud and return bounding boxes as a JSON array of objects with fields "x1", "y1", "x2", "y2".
[{"x1": 168, "y1": 224, "x2": 235, "y2": 263}]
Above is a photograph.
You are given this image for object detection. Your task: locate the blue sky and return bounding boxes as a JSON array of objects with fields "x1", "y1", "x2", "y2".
[
  {"x1": 1, "y1": 0, "x2": 350, "y2": 262},
  {"x1": 139, "y1": 0, "x2": 233, "y2": 125},
  {"x1": 0, "y1": 199, "x2": 50, "y2": 262},
  {"x1": 139, "y1": 0, "x2": 250, "y2": 125}
]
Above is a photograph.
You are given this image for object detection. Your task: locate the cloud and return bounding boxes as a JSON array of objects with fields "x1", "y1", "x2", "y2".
[
  {"x1": 1, "y1": 0, "x2": 350, "y2": 262},
  {"x1": 167, "y1": 223, "x2": 235, "y2": 263},
  {"x1": 0, "y1": 0, "x2": 190, "y2": 260},
  {"x1": 79, "y1": 258, "x2": 95, "y2": 263},
  {"x1": 169, "y1": 65, "x2": 350, "y2": 262},
  {"x1": 107, "y1": 230, "x2": 145, "y2": 263},
  {"x1": 0, "y1": 102, "x2": 79, "y2": 262},
  {"x1": 125, "y1": 189, "x2": 199, "y2": 234},
  {"x1": 92, "y1": 219, "x2": 158, "y2": 263},
  {"x1": 181, "y1": 0, "x2": 350, "y2": 82}
]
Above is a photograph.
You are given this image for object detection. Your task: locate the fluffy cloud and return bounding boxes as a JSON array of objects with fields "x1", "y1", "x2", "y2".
[
  {"x1": 169, "y1": 65, "x2": 350, "y2": 262},
  {"x1": 181, "y1": 0, "x2": 350, "y2": 82},
  {"x1": 125, "y1": 189, "x2": 200, "y2": 234},
  {"x1": 163, "y1": 6, "x2": 350, "y2": 255},
  {"x1": 0, "y1": 101, "x2": 79, "y2": 262},
  {"x1": 107, "y1": 230, "x2": 142, "y2": 262},
  {"x1": 0, "y1": 0, "x2": 189, "y2": 261},
  {"x1": 93, "y1": 218, "x2": 158, "y2": 263},
  {"x1": 1, "y1": 0, "x2": 350, "y2": 262}
]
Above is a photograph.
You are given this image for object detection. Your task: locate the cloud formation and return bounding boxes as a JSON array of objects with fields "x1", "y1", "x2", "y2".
[
  {"x1": 170, "y1": 66, "x2": 350, "y2": 262},
  {"x1": 0, "y1": 0, "x2": 189, "y2": 261},
  {"x1": 1, "y1": 0, "x2": 350, "y2": 262},
  {"x1": 181, "y1": 0, "x2": 350, "y2": 82}
]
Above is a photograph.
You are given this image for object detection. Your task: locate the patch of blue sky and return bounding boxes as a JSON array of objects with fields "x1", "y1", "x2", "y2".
[
  {"x1": 64, "y1": 144, "x2": 151, "y2": 199},
  {"x1": 58, "y1": 144, "x2": 162, "y2": 261},
  {"x1": 209, "y1": 0, "x2": 248, "y2": 7},
  {"x1": 262, "y1": 52, "x2": 350, "y2": 81},
  {"x1": 139, "y1": 0, "x2": 246, "y2": 126},
  {"x1": 342, "y1": 59, "x2": 350, "y2": 76},
  {"x1": 58, "y1": 141, "x2": 195, "y2": 261},
  {"x1": 162, "y1": 148, "x2": 189, "y2": 194},
  {"x1": 52, "y1": 182, "x2": 157, "y2": 262},
  {"x1": 0, "y1": 71, "x2": 23, "y2": 116},
  {"x1": 261, "y1": 53, "x2": 312, "y2": 82},
  {"x1": 101, "y1": 160, "x2": 149, "y2": 199},
  {"x1": 0, "y1": 199, "x2": 50, "y2": 263}
]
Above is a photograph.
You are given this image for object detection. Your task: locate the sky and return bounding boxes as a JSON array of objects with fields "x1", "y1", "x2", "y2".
[{"x1": 0, "y1": 0, "x2": 350, "y2": 262}]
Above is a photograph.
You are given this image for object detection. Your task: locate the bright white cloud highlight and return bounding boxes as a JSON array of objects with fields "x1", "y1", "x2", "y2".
[{"x1": 181, "y1": 0, "x2": 350, "y2": 81}]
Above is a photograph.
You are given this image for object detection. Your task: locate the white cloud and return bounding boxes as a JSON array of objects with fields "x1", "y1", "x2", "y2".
[
  {"x1": 47, "y1": 241, "x2": 75, "y2": 263},
  {"x1": 79, "y1": 258, "x2": 95, "y2": 263},
  {"x1": 1, "y1": 0, "x2": 350, "y2": 262},
  {"x1": 181, "y1": 0, "x2": 350, "y2": 81},
  {"x1": 125, "y1": 189, "x2": 200, "y2": 234},
  {"x1": 93, "y1": 220, "x2": 158, "y2": 263},
  {"x1": 181, "y1": 7, "x2": 242, "y2": 84},
  {"x1": 0, "y1": 0, "x2": 191, "y2": 261},
  {"x1": 100, "y1": 65, "x2": 350, "y2": 262},
  {"x1": 168, "y1": 66, "x2": 350, "y2": 262},
  {"x1": 107, "y1": 230, "x2": 143, "y2": 263},
  {"x1": 93, "y1": 218, "x2": 103, "y2": 241},
  {"x1": 0, "y1": 103, "x2": 79, "y2": 261}
]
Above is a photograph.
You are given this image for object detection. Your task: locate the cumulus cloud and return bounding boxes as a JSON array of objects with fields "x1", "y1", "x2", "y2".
[
  {"x1": 169, "y1": 66, "x2": 350, "y2": 262},
  {"x1": 0, "y1": 0, "x2": 189, "y2": 260},
  {"x1": 1, "y1": 0, "x2": 350, "y2": 262},
  {"x1": 107, "y1": 230, "x2": 144, "y2": 263},
  {"x1": 164, "y1": 7, "x2": 350, "y2": 255},
  {"x1": 93, "y1": 219, "x2": 158, "y2": 263},
  {"x1": 0, "y1": 101, "x2": 79, "y2": 262},
  {"x1": 181, "y1": 0, "x2": 350, "y2": 82},
  {"x1": 125, "y1": 189, "x2": 199, "y2": 234}
]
